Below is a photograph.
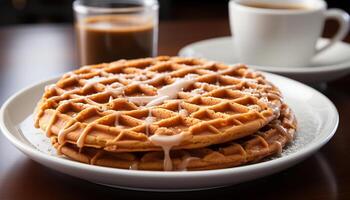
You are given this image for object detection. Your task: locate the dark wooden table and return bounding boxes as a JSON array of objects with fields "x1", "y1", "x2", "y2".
[{"x1": 0, "y1": 19, "x2": 350, "y2": 200}]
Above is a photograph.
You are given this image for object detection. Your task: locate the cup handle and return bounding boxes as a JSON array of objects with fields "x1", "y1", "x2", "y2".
[{"x1": 316, "y1": 9, "x2": 350, "y2": 54}]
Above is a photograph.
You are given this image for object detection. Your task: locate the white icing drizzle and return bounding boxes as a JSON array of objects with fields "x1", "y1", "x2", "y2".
[
  {"x1": 45, "y1": 84, "x2": 56, "y2": 92},
  {"x1": 99, "y1": 70, "x2": 110, "y2": 77},
  {"x1": 114, "y1": 112, "x2": 120, "y2": 127},
  {"x1": 58, "y1": 122, "x2": 80, "y2": 144},
  {"x1": 215, "y1": 68, "x2": 233, "y2": 76},
  {"x1": 108, "y1": 96, "x2": 113, "y2": 104},
  {"x1": 80, "y1": 66, "x2": 91, "y2": 71},
  {"x1": 234, "y1": 77, "x2": 258, "y2": 83},
  {"x1": 129, "y1": 161, "x2": 139, "y2": 170},
  {"x1": 268, "y1": 102, "x2": 281, "y2": 117},
  {"x1": 146, "y1": 95, "x2": 170, "y2": 107},
  {"x1": 82, "y1": 81, "x2": 98, "y2": 91},
  {"x1": 77, "y1": 124, "x2": 95, "y2": 148},
  {"x1": 81, "y1": 75, "x2": 109, "y2": 91},
  {"x1": 45, "y1": 111, "x2": 58, "y2": 137},
  {"x1": 128, "y1": 96, "x2": 158, "y2": 106},
  {"x1": 84, "y1": 76, "x2": 107, "y2": 84},
  {"x1": 145, "y1": 73, "x2": 168, "y2": 84},
  {"x1": 90, "y1": 151, "x2": 103, "y2": 165},
  {"x1": 115, "y1": 74, "x2": 129, "y2": 83},
  {"x1": 159, "y1": 74, "x2": 197, "y2": 98},
  {"x1": 84, "y1": 98, "x2": 101, "y2": 107},
  {"x1": 132, "y1": 74, "x2": 148, "y2": 81},
  {"x1": 243, "y1": 88, "x2": 258, "y2": 95},
  {"x1": 64, "y1": 88, "x2": 81, "y2": 96},
  {"x1": 109, "y1": 82, "x2": 124, "y2": 88},
  {"x1": 273, "y1": 124, "x2": 293, "y2": 141},
  {"x1": 104, "y1": 74, "x2": 169, "y2": 101},
  {"x1": 128, "y1": 74, "x2": 196, "y2": 107},
  {"x1": 274, "y1": 141, "x2": 283, "y2": 155},
  {"x1": 177, "y1": 156, "x2": 199, "y2": 171},
  {"x1": 38, "y1": 63, "x2": 289, "y2": 167},
  {"x1": 178, "y1": 102, "x2": 188, "y2": 116},
  {"x1": 145, "y1": 110, "x2": 155, "y2": 136},
  {"x1": 104, "y1": 82, "x2": 125, "y2": 96},
  {"x1": 191, "y1": 88, "x2": 205, "y2": 96},
  {"x1": 149, "y1": 133, "x2": 185, "y2": 171},
  {"x1": 63, "y1": 71, "x2": 76, "y2": 78},
  {"x1": 56, "y1": 143, "x2": 65, "y2": 155}
]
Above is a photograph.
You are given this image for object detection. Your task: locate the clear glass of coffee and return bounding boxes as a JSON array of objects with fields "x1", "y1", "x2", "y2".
[{"x1": 74, "y1": 0, "x2": 159, "y2": 65}]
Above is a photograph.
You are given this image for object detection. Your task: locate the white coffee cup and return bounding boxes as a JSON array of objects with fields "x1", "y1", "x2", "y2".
[{"x1": 229, "y1": 0, "x2": 350, "y2": 67}]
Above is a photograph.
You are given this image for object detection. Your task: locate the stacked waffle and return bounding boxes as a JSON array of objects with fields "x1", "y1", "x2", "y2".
[{"x1": 34, "y1": 56, "x2": 297, "y2": 171}]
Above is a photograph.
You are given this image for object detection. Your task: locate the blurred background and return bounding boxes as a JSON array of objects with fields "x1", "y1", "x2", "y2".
[
  {"x1": 0, "y1": 0, "x2": 348, "y2": 103},
  {"x1": 0, "y1": 0, "x2": 349, "y2": 25}
]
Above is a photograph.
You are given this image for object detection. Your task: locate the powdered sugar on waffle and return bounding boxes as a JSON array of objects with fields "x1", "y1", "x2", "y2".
[{"x1": 33, "y1": 57, "x2": 293, "y2": 170}]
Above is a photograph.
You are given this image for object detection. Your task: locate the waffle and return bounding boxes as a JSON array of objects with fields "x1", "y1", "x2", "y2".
[
  {"x1": 51, "y1": 104, "x2": 296, "y2": 171},
  {"x1": 34, "y1": 56, "x2": 283, "y2": 153}
]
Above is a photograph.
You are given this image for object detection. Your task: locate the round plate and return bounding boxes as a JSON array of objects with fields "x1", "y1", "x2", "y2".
[
  {"x1": 179, "y1": 37, "x2": 350, "y2": 83},
  {"x1": 0, "y1": 73, "x2": 338, "y2": 191}
]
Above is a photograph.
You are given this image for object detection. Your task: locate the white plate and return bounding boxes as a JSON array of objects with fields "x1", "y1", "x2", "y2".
[
  {"x1": 179, "y1": 37, "x2": 350, "y2": 83},
  {"x1": 0, "y1": 73, "x2": 338, "y2": 191}
]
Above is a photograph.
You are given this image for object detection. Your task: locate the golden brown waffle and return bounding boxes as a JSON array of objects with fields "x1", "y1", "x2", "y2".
[
  {"x1": 34, "y1": 56, "x2": 283, "y2": 153},
  {"x1": 51, "y1": 104, "x2": 296, "y2": 171}
]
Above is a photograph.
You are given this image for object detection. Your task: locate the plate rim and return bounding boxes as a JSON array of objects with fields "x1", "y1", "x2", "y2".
[
  {"x1": 0, "y1": 73, "x2": 339, "y2": 179},
  {"x1": 178, "y1": 36, "x2": 350, "y2": 74}
]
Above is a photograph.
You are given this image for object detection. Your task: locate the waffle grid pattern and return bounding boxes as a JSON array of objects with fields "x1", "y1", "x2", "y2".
[
  {"x1": 51, "y1": 104, "x2": 296, "y2": 171},
  {"x1": 35, "y1": 56, "x2": 283, "y2": 152}
]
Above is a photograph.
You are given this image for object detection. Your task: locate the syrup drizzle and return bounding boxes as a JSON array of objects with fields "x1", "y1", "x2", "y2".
[
  {"x1": 37, "y1": 67, "x2": 192, "y2": 150},
  {"x1": 127, "y1": 96, "x2": 157, "y2": 106},
  {"x1": 215, "y1": 76, "x2": 220, "y2": 86},
  {"x1": 77, "y1": 123, "x2": 95, "y2": 148},
  {"x1": 58, "y1": 122, "x2": 80, "y2": 144},
  {"x1": 106, "y1": 85, "x2": 125, "y2": 97},
  {"x1": 129, "y1": 161, "x2": 139, "y2": 170},
  {"x1": 128, "y1": 74, "x2": 197, "y2": 107},
  {"x1": 37, "y1": 63, "x2": 284, "y2": 171},
  {"x1": 177, "y1": 156, "x2": 199, "y2": 171},
  {"x1": 273, "y1": 123, "x2": 293, "y2": 141},
  {"x1": 274, "y1": 141, "x2": 283, "y2": 155},
  {"x1": 146, "y1": 95, "x2": 170, "y2": 107},
  {"x1": 56, "y1": 143, "x2": 65, "y2": 155},
  {"x1": 158, "y1": 74, "x2": 197, "y2": 98},
  {"x1": 108, "y1": 96, "x2": 113, "y2": 104},
  {"x1": 114, "y1": 112, "x2": 120, "y2": 127},
  {"x1": 149, "y1": 133, "x2": 185, "y2": 171},
  {"x1": 90, "y1": 151, "x2": 103, "y2": 165},
  {"x1": 145, "y1": 110, "x2": 155, "y2": 136},
  {"x1": 45, "y1": 111, "x2": 58, "y2": 137},
  {"x1": 178, "y1": 102, "x2": 188, "y2": 116}
]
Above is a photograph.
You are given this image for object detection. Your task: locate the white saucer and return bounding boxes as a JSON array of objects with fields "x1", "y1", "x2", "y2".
[
  {"x1": 0, "y1": 74, "x2": 338, "y2": 191},
  {"x1": 179, "y1": 37, "x2": 350, "y2": 83}
]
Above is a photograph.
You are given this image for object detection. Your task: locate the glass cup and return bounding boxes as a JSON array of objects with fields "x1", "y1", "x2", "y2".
[{"x1": 73, "y1": 0, "x2": 159, "y2": 65}]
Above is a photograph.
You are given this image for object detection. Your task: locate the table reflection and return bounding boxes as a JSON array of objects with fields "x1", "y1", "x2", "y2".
[{"x1": 0, "y1": 152, "x2": 338, "y2": 199}]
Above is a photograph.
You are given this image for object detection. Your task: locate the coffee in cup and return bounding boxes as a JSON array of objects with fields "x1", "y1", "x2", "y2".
[{"x1": 229, "y1": 0, "x2": 350, "y2": 67}]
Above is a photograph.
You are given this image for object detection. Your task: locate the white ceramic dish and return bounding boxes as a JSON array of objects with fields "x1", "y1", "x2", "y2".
[
  {"x1": 179, "y1": 37, "x2": 350, "y2": 83},
  {"x1": 0, "y1": 73, "x2": 338, "y2": 191}
]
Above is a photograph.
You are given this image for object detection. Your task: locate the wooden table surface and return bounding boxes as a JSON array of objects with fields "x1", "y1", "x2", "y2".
[{"x1": 0, "y1": 19, "x2": 350, "y2": 200}]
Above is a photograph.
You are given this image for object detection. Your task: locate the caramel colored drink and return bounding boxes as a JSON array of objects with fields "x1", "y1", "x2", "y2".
[
  {"x1": 73, "y1": 0, "x2": 159, "y2": 65},
  {"x1": 77, "y1": 15, "x2": 156, "y2": 65}
]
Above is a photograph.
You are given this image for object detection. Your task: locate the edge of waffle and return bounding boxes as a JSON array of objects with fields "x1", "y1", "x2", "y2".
[
  {"x1": 51, "y1": 104, "x2": 296, "y2": 171},
  {"x1": 35, "y1": 56, "x2": 284, "y2": 152}
]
